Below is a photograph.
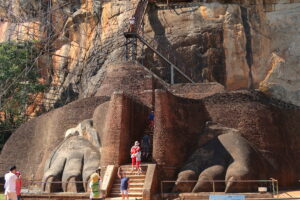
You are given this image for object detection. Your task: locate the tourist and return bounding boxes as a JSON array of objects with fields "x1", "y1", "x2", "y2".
[
  {"x1": 135, "y1": 150, "x2": 142, "y2": 175},
  {"x1": 129, "y1": 16, "x2": 135, "y2": 32},
  {"x1": 96, "y1": 167, "x2": 101, "y2": 176},
  {"x1": 141, "y1": 133, "x2": 151, "y2": 160},
  {"x1": 16, "y1": 171, "x2": 22, "y2": 200},
  {"x1": 4, "y1": 166, "x2": 18, "y2": 200},
  {"x1": 117, "y1": 167, "x2": 129, "y2": 200},
  {"x1": 89, "y1": 172, "x2": 102, "y2": 200},
  {"x1": 148, "y1": 110, "x2": 154, "y2": 131},
  {"x1": 130, "y1": 141, "x2": 140, "y2": 172}
]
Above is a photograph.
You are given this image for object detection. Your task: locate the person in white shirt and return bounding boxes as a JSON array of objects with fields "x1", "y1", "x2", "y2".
[
  {"x1": 4, "y1": 166, "x2": 18, "y2": 200},
  {"x1": 129, "y1": 16, "x2": 135, "y2": 32},
  {"x1": 135, "y1": 151, "x2": 142, "y2": 175}
]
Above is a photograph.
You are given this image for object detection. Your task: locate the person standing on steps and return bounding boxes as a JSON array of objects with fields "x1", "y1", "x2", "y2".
[
  {"x1": 148, "y1": 110, "x2": 154, "y2": 131},
  {"x1": 130, "y1": 141, "x2": 140, "y2": 172},
  {"x1": 135, "y1": 149, "x2": 142, "y2": 175},
  {"x1": 129, "y1": 16, "x2": 135, "y2": 33},
  {"x1": 141, "y1": 133, "x2": 151, "y2": 161},
  {"x1": 118, "y1": 167, "x2": 129, "y2": 200},
  {"x1": 15, "y1": 171, "x2": 22, "y2": 200},
  {"x1": 4, "y1": 166, "x2": 18, "y2": 200}
]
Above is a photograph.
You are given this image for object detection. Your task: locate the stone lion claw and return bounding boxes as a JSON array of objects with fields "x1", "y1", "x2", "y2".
[{"x1": 42, "y1": 120, "x2": 100, "y2": 192}]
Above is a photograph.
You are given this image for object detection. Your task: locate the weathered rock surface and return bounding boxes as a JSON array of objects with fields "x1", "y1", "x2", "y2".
[
  {"x1": 0, "y1": 0, "x2": 299, "y2": 106},
  {"x1": 259, "y1": 3, "x2": 300, "y2": 106}
]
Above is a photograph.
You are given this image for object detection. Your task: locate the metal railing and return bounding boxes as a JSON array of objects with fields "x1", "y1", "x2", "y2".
[{"x1": 160, "y1": 179, "x2": 280, "y2": 200}]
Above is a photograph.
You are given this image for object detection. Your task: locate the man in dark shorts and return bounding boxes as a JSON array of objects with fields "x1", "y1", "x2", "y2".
[
  {"x1": 118, "y1": 167, "x2": 129, "y2": 199},
  {"x1": 141, "y1": 133, "x2": 151, "y2": 160}
]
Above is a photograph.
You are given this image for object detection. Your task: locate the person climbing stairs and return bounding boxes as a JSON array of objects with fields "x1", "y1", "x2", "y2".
[
  {"x1": 108, "y1": 165, "x2": 147, "y2": 199},
  {"x1": 130, "y1": 0, "x2": 149, "y2": 33}
]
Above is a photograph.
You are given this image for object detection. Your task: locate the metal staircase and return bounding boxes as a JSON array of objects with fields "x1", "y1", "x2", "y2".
[{"x1": 124, "y1": 0, "x2": 194, "y2": 84}]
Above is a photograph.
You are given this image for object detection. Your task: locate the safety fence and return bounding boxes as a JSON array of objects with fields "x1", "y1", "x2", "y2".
[
  {"x1": 0, "y1": 179, "x2": 300, "y2": 200},
  {"x1": 160, "y1": 179, "x2": 280, "y2": 200}
]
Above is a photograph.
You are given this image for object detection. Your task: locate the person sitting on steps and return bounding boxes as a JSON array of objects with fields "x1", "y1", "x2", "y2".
[{"x1": 118, "y1": 167, "x2": 129, "y2": 200}]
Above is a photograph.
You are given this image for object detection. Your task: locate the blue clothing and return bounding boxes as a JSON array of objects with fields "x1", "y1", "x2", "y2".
[
  {"x1": 142, "y1": 135, "x2": 150, "y2": 146},
  {"x1": 148, "y1": 113, "x2": 154, "y2": 121},
  {"x1": 120, "y1": 177, "x2": 129, "y2": 190}
]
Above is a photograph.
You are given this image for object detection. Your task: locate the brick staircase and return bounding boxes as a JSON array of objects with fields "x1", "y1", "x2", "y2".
[{"x1": 109, "y1": 165, "x2": 148, "y2": 199}]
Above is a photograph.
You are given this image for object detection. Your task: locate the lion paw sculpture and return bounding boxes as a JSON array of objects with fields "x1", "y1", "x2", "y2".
[
  {"x1": 42, "y1": 119, "x2": 100, "y2": 192},
  {"x1": 173, "y1": 122, "x2": 271, "y2": 193}
]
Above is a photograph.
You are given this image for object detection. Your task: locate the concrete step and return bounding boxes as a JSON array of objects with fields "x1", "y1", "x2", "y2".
[
  {"x1": 114, "y1": 175, "x2": 145, "y2": 179},
  {"x1": 111, "y1": 188, "x2": 143, "y2": 193},
  {"x1": 110, "y1": 192, "x2": 143, "y2": 198},
  {"x1": 114, "y1": 179, "x2": 145, "y2": 183},
  {"x1": 112, "y1": 183, "x2": 144, "y2": 188},
  {"x1": 120, "y1": 167, "x2": 147, "y2": 172},
  {"x1": 119, "y1": 171, "x2": 146, "y2": 175}
]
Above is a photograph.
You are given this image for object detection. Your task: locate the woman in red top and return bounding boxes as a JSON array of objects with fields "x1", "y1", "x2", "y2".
[
  {"x1": 130, "y1": 141, "x2": 140, "y2": 172},
  {"x1": 16, "y1": 171, "x2": 22, "y2": 200}
]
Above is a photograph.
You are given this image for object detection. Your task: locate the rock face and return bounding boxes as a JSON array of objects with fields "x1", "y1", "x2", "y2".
[
  {"x1": 0, "y1": 0, "x2": 299, "y2": 106},
  {"x1": 259, "y1": 3, "x2": 300, "y2": 106}
]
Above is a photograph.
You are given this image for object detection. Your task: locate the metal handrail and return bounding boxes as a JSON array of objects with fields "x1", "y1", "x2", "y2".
[{"x1": 136, "y1": 34, "x2": 194, "y2": 83}]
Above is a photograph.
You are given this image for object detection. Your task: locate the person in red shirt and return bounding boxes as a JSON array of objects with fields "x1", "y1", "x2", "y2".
[
  {"x1": 15, "y1": 171, "x2": 22, "y2": 200},
  {"x1": 130, "y1": 141, "x2": 140, "y2": 172}
]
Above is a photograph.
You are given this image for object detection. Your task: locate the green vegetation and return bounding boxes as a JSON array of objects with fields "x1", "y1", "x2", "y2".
[
  {"x1": 0, "y1": 194, "x2": 4, "y2": 200},
  {"x1": 0, "y1": 41, "x2": 44, "y2": 150}
]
